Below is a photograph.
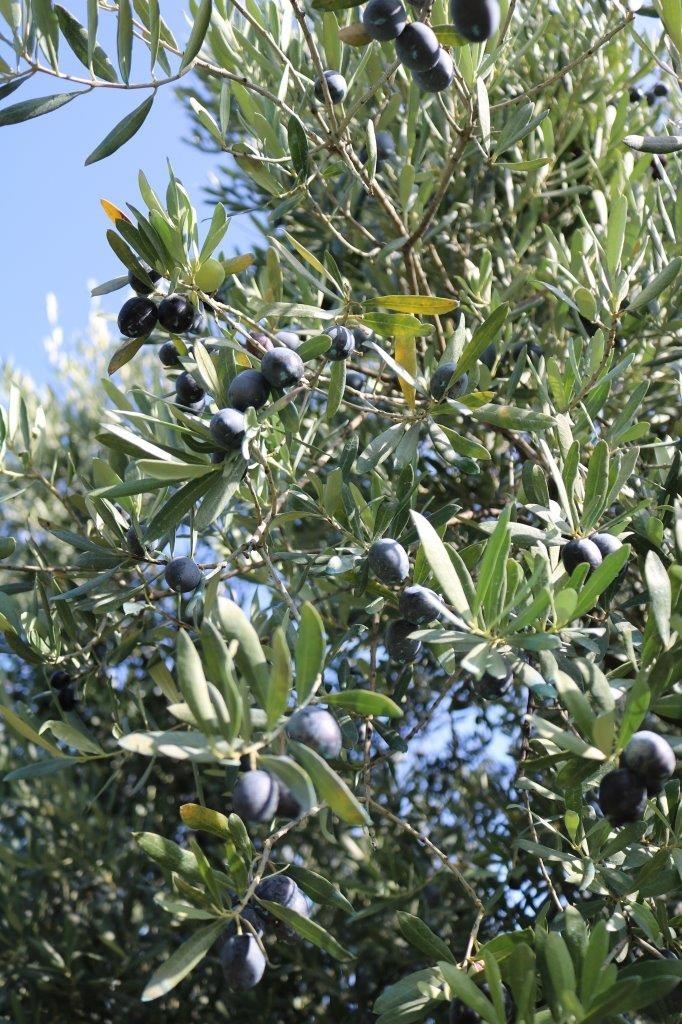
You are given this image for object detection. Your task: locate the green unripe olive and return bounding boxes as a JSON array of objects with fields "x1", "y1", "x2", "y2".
[{"x1": 194, "y1": 258, "x2": 226, "y2": 293}]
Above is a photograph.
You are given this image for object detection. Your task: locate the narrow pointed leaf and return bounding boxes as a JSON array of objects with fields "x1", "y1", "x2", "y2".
[
  {"x1": 179, "y1": 0, "x2": 212, "y2": 71},
  {"x1": 411, "y1": 511, "x2": 471, "y2": 619},
  {"x1": 267, "y1": 627, "x2": 292, "y2": 728},
  {"x1": 141, "y1": 921, "x2": 224, "y2": 1002},
  {"x1": 0, "y1": 91, "x2": 79, "y2": 126},
  {"x1": 324, "y1": 690, "x2": 403, "y2": 719},
  {"x1": 117, "y1": 0, "x2": 133, "y2": 82},
  {"x1": 85, "y1": 95, "x2": 154, "y2": 165},
  {"x1": 289, "y1": 740, "x2": 370, "y2": 825}
]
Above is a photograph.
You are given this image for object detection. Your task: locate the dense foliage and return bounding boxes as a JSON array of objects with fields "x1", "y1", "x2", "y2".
[{"x1": 0, "y1": 1, "x2": 681, "y2": 1022}]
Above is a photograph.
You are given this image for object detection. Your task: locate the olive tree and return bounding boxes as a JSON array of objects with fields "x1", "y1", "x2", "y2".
[{"x1": 0, "y1": 1, "x2": 681, "y2": 1022}]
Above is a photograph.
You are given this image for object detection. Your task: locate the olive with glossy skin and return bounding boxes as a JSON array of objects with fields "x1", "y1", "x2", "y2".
[
  {"x1": 385, "y1": 619, "x2": 422, "y2": 662},
  {"x1": 598, "y1": 768, "x2": 647, "y2": 826},
  {"x1": 220, "y1": 934, "x2": 266, "y2": 990},
  {"x1": 210, "y1": 408, "x2": 247, "y2": 451},
  {"x1": 314, "y1": 70, "x2": 348, "y2": 104},
  {"x1": 429, "y1": 362, "x2": 468, "y2": 401},
  {"x1": 629, "y1": 86, "x2": 644, "y2": 102},
  {"x1": 174, "y1": 371, "x2": 205, "y2": 408},
  {"x1": 128, "y1": 267, "x2": 161, "y2": 295},
  {"x1": 395, "y1": 23, "x2": 440, "y2": 72},
  {"x1": 158, "y1": 341, "x2": 181, "y2": 367},
  {"x1": 368, "y1": 538, "x2": 410, "y2": 584},
  {"x1": 261, "y1": 348, "x2": 305, "y2": 389},
  {"x1": 399, "y1": 584, "x2": 442, "y2": 624},
  {"x1": 227, "y1": 369, "x2": 270, "y2": 412},
  {"x1": 117, "y1": 296, "x2": 158, "y2": 338},
  {"x1": 58, "y1": 685, "x2": 77, "y2": 711},
  {"x1": 158, "y1": 294, "x2": 196, "y2": 334},
  {"x1": 562, "y1": 537, "x2": 602, "y2": 575},
  {"x1": 233, "y1": 770, "x2": 279, "y2": 822},
  {"x1": 362, "y1": 0, "x2": 407, "y2": 41},
  {"x1": 286, "y1": 707, "x2": 343, "y2": 759},
  {"x1": 413, "y1": 48, "x2": 455, "y2": 92},
  {"x1": 49, "y1": 669, "x2": 71, "y2": 690},
  {"x1": 164, "y1": 556, "x2": 203, "y2": 594},
  {"x1": 590, "y1": 533, "x2": 623, "y2": 559},
  {"x1": 255, "y1": 874, "x2": 311, "y2": 918},
  {"x1": 621, "y1": 731, "x2": 676, "y2": 794},
  {"x1": 449, "y1": 0, "x2": 500, "y2": 42},
  {"x1": 326, "y1": 325, "x2": 355, "y2": 361},
  {"x1": 653, "y1": 82, "x2": 669, "y2": 97}
]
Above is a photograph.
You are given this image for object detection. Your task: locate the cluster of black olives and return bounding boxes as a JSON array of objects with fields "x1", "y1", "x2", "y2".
[
  {"x1": 361, "y1": 0, "x2": 499, "y2": 94},
  {"x1": 561, "y1": 531, "x2": 624, "y2": 576},
  {"x1": 629, "y1": 80, "x2": 669, "y2": 105},
  {"x1": 49, "y1": 668, "x2": 77, "y2": 711},
  {"x1": 220, "y1": 706, "x2": 344, "y2": 987},
  {"x1": 598, "y1": 731, "x2": 676, "y2": 826},
  {"x1": 367, "y1": 537, "x2": 443, "y2": 662},
  {"x1": 116, "y1": 267, "x2": 210, "y2": 409},
  {"x1": 117, "y1": 271, "x2": 199, "y2": 344},
  {"x1": 207, "y1": 323, "x2": 353, "y2": 464},
  {"x1": 134, "y1": 321, "x2": 360, "y2": 598},
  {"x1": 220, "y1": 873, "x2": 313, "y2": 990},
  {"x1": 362, "y1": 0, "x2": 454, "y2": 93},
  {"x1": 367, "y1": 536, "x2": 513, "y2": 698},
  {"x1": 234, "y1": 708, "x2": 342, "y2": 823}
]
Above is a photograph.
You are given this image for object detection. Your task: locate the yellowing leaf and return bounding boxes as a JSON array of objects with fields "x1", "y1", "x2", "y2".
[
  {"x1": 101, "y1": 198, "x2": 129, "y2": 223},
  {"x1": 395, "y1": 331, "x2": 417, "y2": 409},
  {"x1": 222, "y1": 252, "x2": 255, "y2": 275},
  {"x1": 180, "y1": 803, "x2": 232, "y2": 840},
  {"x1": 282, "y1": 231, "x2": 327, "y2": 279},
  {"x1": 369, "y1": 295, "x2": 458, "y2": 315},
  {"x1": 338, "y1": 23, "x2": 372, "y2": 45}
]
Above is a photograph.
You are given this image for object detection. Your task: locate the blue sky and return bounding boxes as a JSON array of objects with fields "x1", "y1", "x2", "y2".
[{"x1": 0, "y1": 10, "x2": 249, "y2": 384}]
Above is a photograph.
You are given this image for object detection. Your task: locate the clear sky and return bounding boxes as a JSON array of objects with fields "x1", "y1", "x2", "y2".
[{"x1": 0, "y1": 9, "x2": 250, "y2": 384}]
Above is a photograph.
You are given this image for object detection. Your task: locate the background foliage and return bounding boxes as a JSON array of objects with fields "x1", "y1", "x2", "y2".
[{"x1": 0, "y1": 0, "x2": 680, "y2": 1021}]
